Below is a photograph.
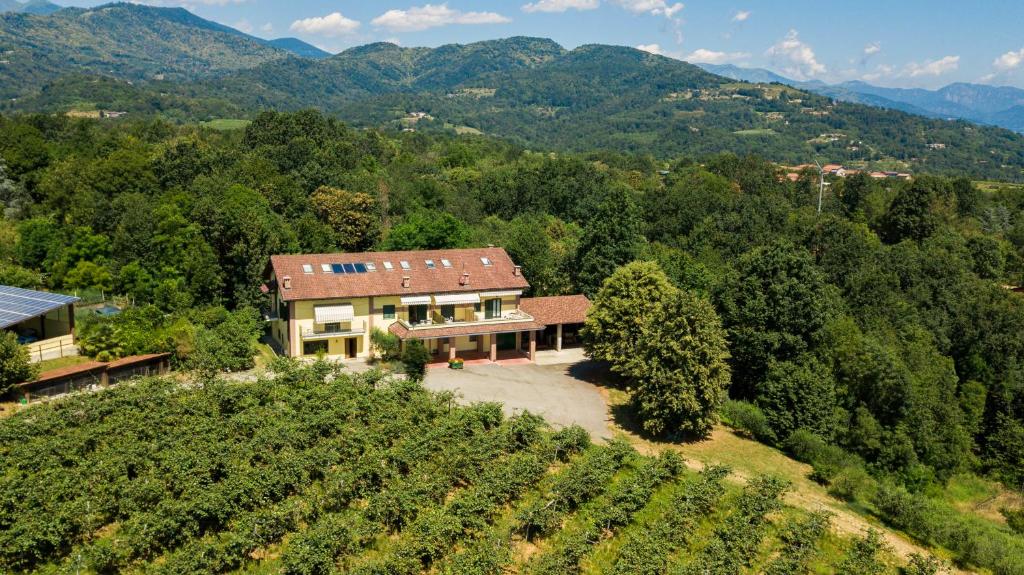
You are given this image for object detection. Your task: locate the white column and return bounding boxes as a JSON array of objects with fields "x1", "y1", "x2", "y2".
[{"x1": 556, "y1": 324, "x2": 563, "y2": 351}]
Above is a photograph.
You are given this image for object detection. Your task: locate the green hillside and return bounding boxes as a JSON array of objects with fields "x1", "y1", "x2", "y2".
[{"x1": 0, "y1": 2, "x2": 287, "y2": 98}]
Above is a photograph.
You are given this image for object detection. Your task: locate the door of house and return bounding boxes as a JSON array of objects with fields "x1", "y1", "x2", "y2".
[
  {"x1": 497, "y1": 332, "x2": 516, "y2": 350},
  {"x1": 485, "y1": 298, "x2": 502, "y2": 319},
  {"x1": 346, "y1": 337, "x2": 357, "y2": 358},
  {"x1": 409, "y1": 304, "x2": 429, "y2": 324}
]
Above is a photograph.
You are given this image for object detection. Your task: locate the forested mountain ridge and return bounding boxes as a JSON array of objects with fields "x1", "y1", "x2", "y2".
[
  {"x1": 0, "y1": 0, "x2": 60, "y2": 15},
  {"x1": 208, "y1": 41, "x2": 1024, "y2": 180},
  {"x1": 0, "y1": 2, "x2": 289, "y2": 98},
  {"x1": 4, "y1": 4, "x2": 1024, "y2": 178}
]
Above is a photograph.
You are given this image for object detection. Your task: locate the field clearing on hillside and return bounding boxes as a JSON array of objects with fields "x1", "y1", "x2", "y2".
[
  {"x1": 0, "y1": 363, "x2": 914, "y2": 575},
  {"x1": 201, "y1": 118, "x2": 251, "y2": 130},
  {"x1": 733, "y1": 128, "x2": 777, "y2": 136}
]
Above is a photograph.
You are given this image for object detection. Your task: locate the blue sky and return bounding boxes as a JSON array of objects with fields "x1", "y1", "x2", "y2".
[{"x1": 60, "y1": 0, "x2": 1024, "y2": 88}]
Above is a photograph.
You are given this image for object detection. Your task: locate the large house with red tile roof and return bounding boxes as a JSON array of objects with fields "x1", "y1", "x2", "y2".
[{"x1": 266, "y1": 247, "x2": 590, "y2": 362}]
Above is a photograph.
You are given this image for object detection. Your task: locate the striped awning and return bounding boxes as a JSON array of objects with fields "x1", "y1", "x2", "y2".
[
  {"x1": 433, "y1": 293, "x2": 481, "y2": 305},
  {"x1": 400, "y1": 295, "x2": 432, "y2": 305},
  {"x1": 314, "y1": 304, "x2": 354, "y2": 323}
]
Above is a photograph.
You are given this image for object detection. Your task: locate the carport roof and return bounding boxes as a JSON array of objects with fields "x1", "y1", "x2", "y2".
[
  {"x1": 0, "y1": 285, "x2": 80, "y2": 329},
  {"x1": 518, "y1": 295, "x2": 591, "y2": 326}
]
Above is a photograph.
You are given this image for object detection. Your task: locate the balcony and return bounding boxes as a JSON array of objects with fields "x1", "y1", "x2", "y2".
[
  {"x1": 302, "y1": 320, "x2": 367, "y2": 340},
  {"x1": 397, "y1": 309, "x2": 535, "y2": 331}
]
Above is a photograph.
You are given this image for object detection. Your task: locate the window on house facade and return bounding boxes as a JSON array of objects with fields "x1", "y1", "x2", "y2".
[
  {"x1": 303, "y1": 340, "x2": 327, "y2": 355},
  {"x1": 440, "y1": 304, "x2": 455, "y2": 321},
  {"x1": 323, "y1": 322, "x2": 341, "y2": 333},
  {"x1": 485, "y1": 298, "x2": 501, "y2": 319},
  {"x1": 383, "y1": 304, "x2": 396, "y2": 319},
  {"x1": 474, "y1": 302, "x2": 482, "y2": 313}
]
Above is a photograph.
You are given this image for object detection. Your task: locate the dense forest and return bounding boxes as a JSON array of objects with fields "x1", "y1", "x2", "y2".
[{"x1": 4, "y1": 108, "x2": 1024, "y2": 572}]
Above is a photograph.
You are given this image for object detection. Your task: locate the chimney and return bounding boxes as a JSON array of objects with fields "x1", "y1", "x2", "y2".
[
  {"x1": 460, "y1": 272, "x2": 470, "y2": 286},
  {"x1": 282, "y1": 276, "x2": 292, "y2": 290},
  {"x1": 513, "y1": 265, "x2": 521, "y2": 277},
  {"x1": 402, "y1": 276, "x2": 411, "y2": 288}
]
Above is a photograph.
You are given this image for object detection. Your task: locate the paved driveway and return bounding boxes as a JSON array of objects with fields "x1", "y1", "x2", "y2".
[{"x1": 423, "y1": 359, "x2": 612, "y2": 440}]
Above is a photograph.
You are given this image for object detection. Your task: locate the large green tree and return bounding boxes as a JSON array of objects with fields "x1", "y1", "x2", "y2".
[
  {"x1": 627, "y1": 289, "x2": 731, "y2": 438},
  {"x1": 716, "y1": 241, "x2": 843, "y2": 397},
  {"x1": 574, "y1": 185, "x2": 644, "y2": 296},
  {"x1": 582, "y1": 261, "x2": 676, "y2": 372}
]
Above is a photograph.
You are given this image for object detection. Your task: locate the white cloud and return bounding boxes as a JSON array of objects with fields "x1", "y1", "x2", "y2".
[
  {"x1": 766, "y1": 29, "x2": 825, "y2": 79},
  {"x1": 863, "y1": 42, "x2": 881, "y2": 56},
  {"x1": 861, "y1": 63, "x2": 895, "y2": 82},
  {"x1": 683, "y1": 48, "x2": 748, "y2": 64},
  {"x1": 732, "y1": 10, "x2": 750, "y2": 22},
  {"x1": 371, "y1": 4, "x2": 511, "y2": 32},
  {"x1": 522, "y1": 0, "x2": 599, "y2": 13},
  {"x1": 614, "y1": 0, "x2": 684, "y2": 18},
  {"x1": 636, "y1": 43, "x2": 663, "y2": 55},
  {"x1": 289, "y1": 12, "x2": 361, "y2": 36},
  {"x1": 260, "y1": 22, "x2": 273, "y2": 33},
  {"x1": 232, "y1": 18, "x2": 253, "y2": 34},
  {"x1": 994, "y1": 48, "x2": 1024, "y2": 71},
  {"x1": 905, "y1": 55, "x2": 959, "y2": 77}
]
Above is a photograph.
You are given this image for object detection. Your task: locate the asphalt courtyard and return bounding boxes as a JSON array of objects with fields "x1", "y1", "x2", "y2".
[{"x1": 423, "y1": 356, "x2": 613, "y2": 440}]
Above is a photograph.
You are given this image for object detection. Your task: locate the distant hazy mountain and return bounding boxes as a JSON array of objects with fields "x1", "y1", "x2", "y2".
[
  {"x1": 0, "y1": 2, "x2": 290, "y2": 98},
  {"x1": 696, "y1": 62, "x2": 1024, "y2": 133},
  {"x1": 0, "y1": 0, "x2": 60, "y2": 15},
  {"x1": 267, "y1": 37, "x2": 331, "y2": 59},
  {"x1": 696, "y1": 63, "x2": 793, "y2": 85}
]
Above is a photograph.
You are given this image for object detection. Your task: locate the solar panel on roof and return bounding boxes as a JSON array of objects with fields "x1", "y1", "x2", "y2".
[
  {"x1": 0, "y1": 285, "x2": 80, "y2": 329},
  {"x1": 331, "y1": 263, "x2": 345, "y2": 274},
  {"x1": 343, "y1": 263, "x2": 356, "y2": 273},
  {"x1": 354, "y1": 263, "x2": 367, "y2": 273}
]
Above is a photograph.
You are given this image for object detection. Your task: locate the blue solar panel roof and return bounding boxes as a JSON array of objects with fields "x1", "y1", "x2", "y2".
[{"x1": 0, "y1": 285, "x2": 80, "y2": 329}]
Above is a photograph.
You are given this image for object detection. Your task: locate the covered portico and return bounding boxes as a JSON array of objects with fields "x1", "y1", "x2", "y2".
[{"x1": 389, "y1": 319, "x2": 547, "y2": 362}]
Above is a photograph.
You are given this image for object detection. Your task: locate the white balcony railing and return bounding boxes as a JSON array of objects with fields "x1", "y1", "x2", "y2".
[
  {"x1": 302, "y1": 320, "x2": 367, "y2": 340},
  {"x1": 397, "y1": 309, "x2": 534, "y2": 331}
]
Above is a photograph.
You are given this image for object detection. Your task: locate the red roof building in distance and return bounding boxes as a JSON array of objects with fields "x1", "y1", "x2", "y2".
[{"x1": 265, "y1": 247, "x2": 588, "y2": 362}]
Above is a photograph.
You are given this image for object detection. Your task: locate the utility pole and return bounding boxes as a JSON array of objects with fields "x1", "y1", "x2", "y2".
[{"x1": 813, "y1": 159, "x2": 825, "y2": 215}]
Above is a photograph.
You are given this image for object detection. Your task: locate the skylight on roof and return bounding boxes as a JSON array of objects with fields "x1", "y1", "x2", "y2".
[
  {"x1": 302, "y1": 264, "x2": 313, "y2": 274},
  {"x1": 441, "y1": 259, "x2": 452, "y2": 268},
  {"x1": 400, "y1": 260, "x2": 411, "y2": 270},
  {"x1": 366, "y1": 262, "x2": 377, "y2": 271},
  {"x1": 354, "y1": 263, "x2": 367, "y2": 273},
  {"x1": 321, "y1": 264, "x2": 332, "y2": 273},
  {"x1": 480, "y1": 257, "x2": 493, "y2": 266},
  {"x1": 383, "y1": 261, "x2": 394, "y2": 270},
  {"x1": 331, "y1": 263, "x2": 345, "y2": 274},
  {"x1": 425, "y1": 259, "x2": 436, "y2": 269}
]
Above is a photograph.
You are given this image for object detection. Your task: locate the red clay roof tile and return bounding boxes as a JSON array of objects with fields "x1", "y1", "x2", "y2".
[
  {"x1": 519, "y1": 295, "x2": 591, "y2": 325},
  {"x1": 270, "y1": 247, "x2": 530, "y2": 301}
]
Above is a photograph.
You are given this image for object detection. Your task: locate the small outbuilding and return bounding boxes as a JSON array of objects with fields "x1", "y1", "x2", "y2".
[{"x1": 0, "y1": 285, "x2": 79, "y2": 362}]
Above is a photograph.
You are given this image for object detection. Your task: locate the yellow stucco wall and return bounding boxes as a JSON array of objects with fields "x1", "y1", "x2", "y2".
[{"x1": 267, "y1": 289, "x2": 525, "y2": 359}]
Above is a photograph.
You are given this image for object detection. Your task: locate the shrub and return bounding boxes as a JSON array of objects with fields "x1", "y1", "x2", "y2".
[
  {"x1": 370, "y1": 327, "x2": 401, "y2": 362},
  {"x1": 0, "y1": 330, "x2": 38, "y2": 394},
  {"x1": 720, "y1": 400, "x2": 776, "y2": 443},
  {"x1": 401, "y1": 339, "x2": 430, "y2": 381}
]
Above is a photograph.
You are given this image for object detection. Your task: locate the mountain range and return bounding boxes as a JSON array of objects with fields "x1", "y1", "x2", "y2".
[
  {"x1": 698, "y1": 63, "x2": 1024, "y2": 133},
  {"x1": 2, "y1": 2, "x2": 1024, "y2": 180},
  {"x1": 0, "y1": 2, "x2": 330, "y2": 98},
  {"x1": 0, "y1": 0, "x2": 60, "y2": 15}
]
